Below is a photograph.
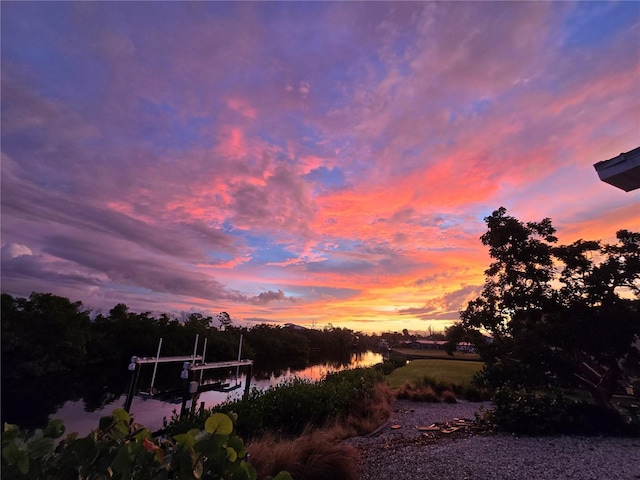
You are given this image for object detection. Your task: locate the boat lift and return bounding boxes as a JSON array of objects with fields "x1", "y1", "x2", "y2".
[{"x1": 123, "y1": 334, "x2": 253, "y2": 416}]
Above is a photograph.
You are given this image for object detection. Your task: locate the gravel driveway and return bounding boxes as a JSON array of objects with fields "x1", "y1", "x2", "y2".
[{"x1": 346, "y1": 400, "x2": 640, "y2": 480}]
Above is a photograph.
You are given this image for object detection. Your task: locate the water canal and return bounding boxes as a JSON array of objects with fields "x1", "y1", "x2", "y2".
[{"x1": 5, "y1": 351, "x2": 384, "y2": 436}]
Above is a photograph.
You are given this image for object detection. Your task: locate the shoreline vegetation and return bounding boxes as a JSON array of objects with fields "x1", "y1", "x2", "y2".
[{"x1": 4, "y1": 357, "x2": 638, "y2": 480}]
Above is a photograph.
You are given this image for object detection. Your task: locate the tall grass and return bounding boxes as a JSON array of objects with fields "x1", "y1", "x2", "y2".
[
  {"x1": 245, "y1": 374, "x2": 393, "y2": 480},
  {"x1": 248, "y1": 429, "x2": 361, "y2": 480},
  {"x1": 337, "y1": 381, "x2": 393, "y2": 436},
  {"x1": 395, "y1": 381, "x2": 441, "y2": 402},
  {"x1": 394, "y1": 372, "x2": 491, "y2": 403}
]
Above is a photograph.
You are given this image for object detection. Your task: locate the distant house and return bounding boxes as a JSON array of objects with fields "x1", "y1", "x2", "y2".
[
  {"x1": 283, "y1": 323, "x2": 307, "y2": 330},
  {"x1": 593, "y1": 146, "x2": 640, "y2": 192},
  {"x1": 413, "y1": 340, "x2": 447, "y2": 350},
  {"x1": 412, "y1": 339, "x2": 476, "y2": 353}
]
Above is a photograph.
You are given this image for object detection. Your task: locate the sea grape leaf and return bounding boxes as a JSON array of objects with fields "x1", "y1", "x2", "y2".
[
  {"x1": 112, "y1": 408, "x2": 130, "y2": 425},
  {"x1": 111, "y1": 408, "x2": 131, "y2": 436},
  {"x1": 194, "y1": 436, "x2": 225, "y2": 458},
  {"x1": 271, "y1": 472, "x2": 294, "y2": 480},
  {"x1": 98, "y1": 415, "x2": 115, "y2": 432},
  {"x1": 69, "y1": 436, "x2": 98, "y2": 464},
  {"x1": 25, "y1": 434, "x2": 54, "y2": 459},
  {"x1": 174, "y1": 429, "x2": 199, "y2": 448},
  {"x1": 2, "y1": 443, "x2": 29, "y2": 475},
  {"x1": 134, "y1": 427, "x2": 152, "y2": 442},
  {"x1": 3, "y1": 422, "x2": 19, "y2": 438},
  {"x1": 179, "y1": 447, "x2": 198, "y2": 478},
  {"x1": 43, "y1": 419, "x2": 65, "y2": 439},
  {"x1": 204, "y1": 413, "x2": 233, "y2": 435},
  {"x1": 228, "y1": 436, "x2": 246, "y2": 458},
  {"x1": 240, "y1": 460, "x2": 258, "y2": 480},
  {"x1": 226, "y1": 446, "x2": 237, "y2": 462},
  {"x1": 112, "y1": 442, "x2": 142, "y2": 476}
]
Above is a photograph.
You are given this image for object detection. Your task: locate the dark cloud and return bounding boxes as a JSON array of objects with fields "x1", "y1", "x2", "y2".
[
  {"x1": 250, "y1": 289, "x2": 296, "y2": 305},
  {"x1": 1, "y1": 247, "x2": 101, "y2": 290},
  {"x1": 398, "y1": 285, "x2": 482, "y2": 321},
  {"x1": 1, "y1": 166, "x2": 239, "y2": 265},
  {"x1": 29, "y1": 234, "x2": 231, "y2": 302}
]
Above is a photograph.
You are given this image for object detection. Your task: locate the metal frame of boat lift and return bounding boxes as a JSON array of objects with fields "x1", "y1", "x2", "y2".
[{"x1": 123, "y1": 334, "x2": 253, "y2": 417}]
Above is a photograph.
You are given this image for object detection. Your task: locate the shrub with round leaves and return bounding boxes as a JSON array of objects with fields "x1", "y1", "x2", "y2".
[{"x1": 1, "y1": 409, "x2": 292, "y2": 480}]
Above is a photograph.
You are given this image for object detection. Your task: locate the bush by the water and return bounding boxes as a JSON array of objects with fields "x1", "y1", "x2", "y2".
[
  {"x1": 485, "y1": 387, "x2": 640, "y2": 436},
  {"x1": 374, "y1": 355, "x2": 407, "y2": 375},
  {"x1": 166, "y1": 367, "x2": 389, "y2": 440}
]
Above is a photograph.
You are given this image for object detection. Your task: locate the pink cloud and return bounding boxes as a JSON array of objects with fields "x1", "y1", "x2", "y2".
[
  {"x1": 215, "y1": 126, "x2": 250, "y2": 160},
  {"x1": 226, "y1": 98, "x2": 257, "y2": 119},
  {"x1": 2, "y1": 2, "x2": 638, "y2": 333}
]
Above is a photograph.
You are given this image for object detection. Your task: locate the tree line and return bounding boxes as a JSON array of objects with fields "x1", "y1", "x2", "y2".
[{"x1": 1, "y1": 293, "x2": 377, "y2": 381}]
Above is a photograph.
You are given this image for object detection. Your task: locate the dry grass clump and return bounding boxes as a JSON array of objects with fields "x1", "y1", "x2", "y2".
[
  {"x1": 247, "y1": 382, "x2": 393, "y2": 479},
  {"x1": 441, "y1": 389, "x2": 458, "y2": 403},
  {"x1": 248, "y1": 428, "x2": 361, "y2": 480},
  {"x1": 395, "y1": 381, "x2": 461, "y2": 403},
  {"x1": 396, "y1": 381, "x2": 441, "y2": 402},
  {"x1": 341, "y1": 381, "x2": 393, "y2": 436}
]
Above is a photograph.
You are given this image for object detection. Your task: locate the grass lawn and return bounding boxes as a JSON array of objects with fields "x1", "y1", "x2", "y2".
[{"x1": 386, "y1": 359, "x2": 484, "y2": 389}]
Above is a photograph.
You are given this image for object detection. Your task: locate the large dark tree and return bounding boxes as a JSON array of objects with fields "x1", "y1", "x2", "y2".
[
  {"x1": 1, "y1": 292, "x2": 91, "y2": 377},
  {"x1": 448, "y1": 207, "x2": 640, "y2": 406}
]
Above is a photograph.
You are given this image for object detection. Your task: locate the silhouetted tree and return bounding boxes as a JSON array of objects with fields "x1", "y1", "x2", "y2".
[
  {"x1": 1, "y1": 292, "x2": 91, "y2": 377},
  {"x1": 217, "y1": 311, "x2": 232, "y2": 330},
  {"x1": 447, "y1": 207, "x2": 640, "y2": 406}
]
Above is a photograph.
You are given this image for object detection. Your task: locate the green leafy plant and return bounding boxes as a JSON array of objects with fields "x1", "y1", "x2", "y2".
[
  {"x1": 374, "y1": 356, "x2": 406, "y2": 375},
  {"x1": 2, "y1": 409, "x2": 292, "y2": 480},
  {"x1": 486, "y1": 387, "x2": 639, "y2": 436}
]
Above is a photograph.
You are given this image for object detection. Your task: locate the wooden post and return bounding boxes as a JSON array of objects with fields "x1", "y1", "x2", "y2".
[
  {"x1": 202, "y1": 337, "x2": 208, "y2": 364},
  {"x1": 236, "y1": 334, "x2": 243, "y2": 379},
  {"x1": 243, "y1": 363, "x2": 253, "y2": 401},
  {"x1": 179, "y1": 361, "x2": 190, "y2": 417},
  {"x1": 180, "y1": 375, "x2": 190, "y2": 418},
  {"x1": 150, "y1": 338, "x2": 163, "y2": 394},
  {"x1": 124, "y1": 361, "x2": 141, "y2": 413},
  {"x1": 192, "y1": 334, "x2": 199, "y2": 364}
]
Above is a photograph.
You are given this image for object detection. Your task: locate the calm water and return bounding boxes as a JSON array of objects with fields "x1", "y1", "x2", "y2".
[{"x1": 44, "y1": 351, "x2": 383, "y2": 436}]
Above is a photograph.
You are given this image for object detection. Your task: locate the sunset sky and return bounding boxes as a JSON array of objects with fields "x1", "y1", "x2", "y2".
[{"x1": 2, "y1": 2, "x2": 639, "y2": 334}]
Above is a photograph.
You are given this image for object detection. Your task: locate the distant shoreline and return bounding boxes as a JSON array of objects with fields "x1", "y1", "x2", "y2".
[{"x1": 390, "y1": 348, "x2": 482, "y2": 362}]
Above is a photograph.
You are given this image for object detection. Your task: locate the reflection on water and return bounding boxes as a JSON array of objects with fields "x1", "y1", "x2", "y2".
[
  {"x1": 255, "y1": 350, "x2": 384, "y2": 384},
  {"x1": 6, "y1": 351, "x2": 383, "y2": 436}
]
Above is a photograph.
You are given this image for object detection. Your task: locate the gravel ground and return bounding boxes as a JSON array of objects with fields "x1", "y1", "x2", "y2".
[{"x1": 346, "y1": 400, "x2": 640, "y2": 480}]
